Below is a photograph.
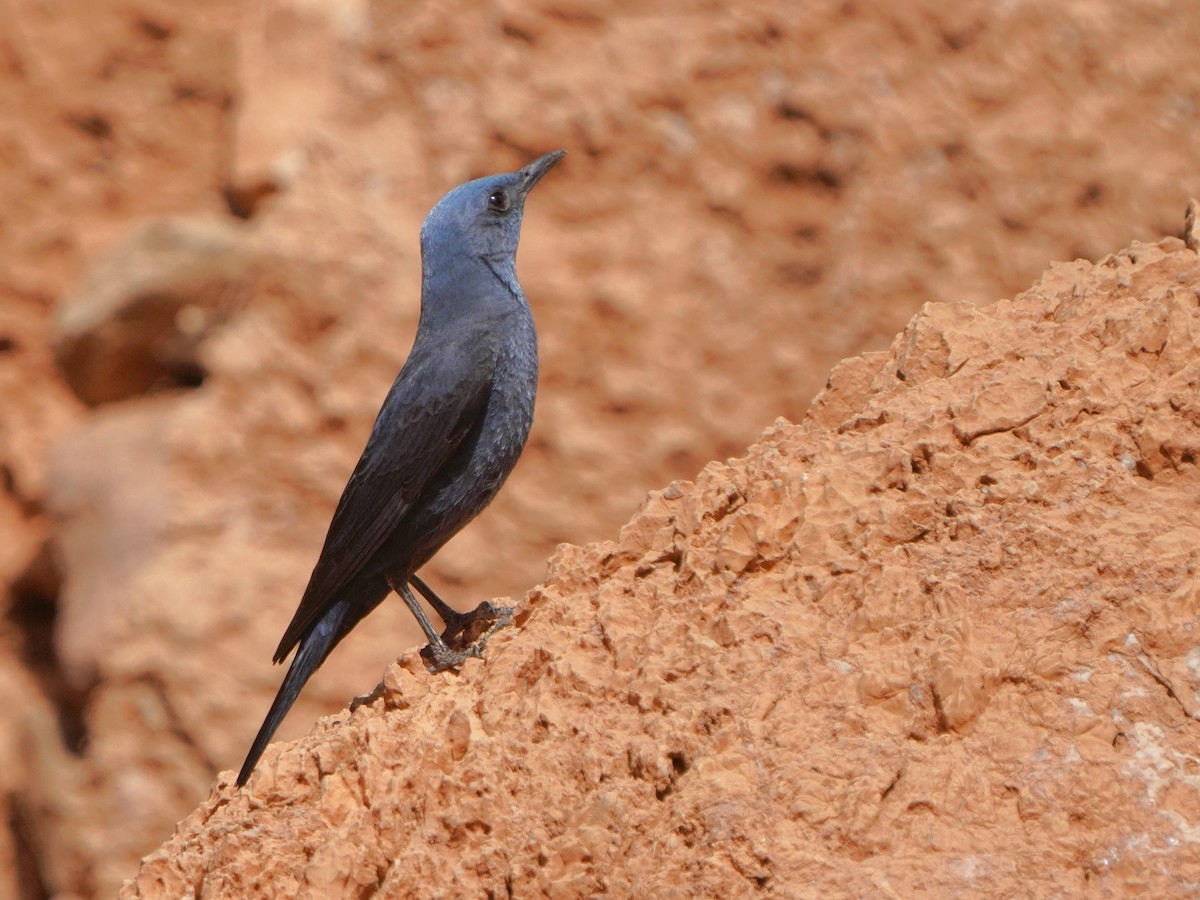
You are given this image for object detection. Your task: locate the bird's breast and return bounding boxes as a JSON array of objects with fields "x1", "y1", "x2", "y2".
[
  {"x1": 479, "y1": 320, "x2": 538, "y2": 473},
  {"x1": 387, "y1": 305, "x2": 538, "y2": 566}
]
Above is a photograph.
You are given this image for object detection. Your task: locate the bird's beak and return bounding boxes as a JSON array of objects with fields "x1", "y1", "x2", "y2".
[{"x1": 517, "y1": 150, "x2": 566, "y2": 196}]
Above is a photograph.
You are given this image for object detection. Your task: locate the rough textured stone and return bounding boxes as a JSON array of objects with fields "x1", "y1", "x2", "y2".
[
  {"x1": 2, "y1": 0, "x2": 1200, "y2": 896},
  {"x1": 125, "y1": 239, "x2": 1200, "y2": 897}
]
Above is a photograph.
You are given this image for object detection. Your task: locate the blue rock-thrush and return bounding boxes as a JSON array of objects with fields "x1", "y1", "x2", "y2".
[{"x1": 237, "y1": 150, "x2": 565, "y2": 786}]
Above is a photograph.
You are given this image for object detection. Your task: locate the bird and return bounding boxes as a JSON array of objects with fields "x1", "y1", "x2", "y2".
[{"x1": 236, "y1": 150, "x2": 565, "y2": 787}]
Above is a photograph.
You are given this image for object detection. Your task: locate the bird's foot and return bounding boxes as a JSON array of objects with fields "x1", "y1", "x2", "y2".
[
  {"x1": 446, "y1": 600, "x2": 514, "y2": 647},
  {"x1": 419, "y1": 601, "x2": 514, "y2": 673},
  {"x1": 419, "y1": 638, "x2": 477, "y2": 673}
]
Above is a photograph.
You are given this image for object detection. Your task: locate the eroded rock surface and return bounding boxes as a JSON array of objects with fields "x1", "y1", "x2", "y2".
[
  {"x1": 126, "y1": 239, "x2": 1200, "y2": 897},
  {"x1": 4, "y1": 1, "x2": 1200, "y2": 895}
]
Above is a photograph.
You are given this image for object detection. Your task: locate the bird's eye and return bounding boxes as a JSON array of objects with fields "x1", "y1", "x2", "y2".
[{"x1": 487, "y1": 190, "x2": 509, "y2": 212}]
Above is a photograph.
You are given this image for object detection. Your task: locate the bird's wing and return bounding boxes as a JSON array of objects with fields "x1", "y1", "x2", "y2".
[{"x1": 272, "y1": 336, "x2": 496, "y2": 662}]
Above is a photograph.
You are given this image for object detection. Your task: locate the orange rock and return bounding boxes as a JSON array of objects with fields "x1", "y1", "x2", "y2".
[
  {"x1": 3, "y1": 1, "x2": 1200, "y2": 896},
  {"x1": 118, "y1": 237, "x2": 1200, "y2": 896}
]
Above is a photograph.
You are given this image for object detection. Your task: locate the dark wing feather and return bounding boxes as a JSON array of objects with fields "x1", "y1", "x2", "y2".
[{"x1": 272, "y1": 335, "x2": 496, "y2": 662}]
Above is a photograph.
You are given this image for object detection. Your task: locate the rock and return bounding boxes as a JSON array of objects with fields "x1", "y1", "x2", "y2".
[
  {"x1": 2, "y1": 1, "x2": 1200, "y2": 896},
  {"x1": 52, "y1": 218, "x2": 254, "y2": 406},
  {"x1": 124, "y1": 238, "x2": 1200, "y2": 896}
]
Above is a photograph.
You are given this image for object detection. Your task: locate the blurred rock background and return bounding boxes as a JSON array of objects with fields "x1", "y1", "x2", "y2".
[{"x1": 0, "y1": 0, "x2": 1197, "y2": 896}]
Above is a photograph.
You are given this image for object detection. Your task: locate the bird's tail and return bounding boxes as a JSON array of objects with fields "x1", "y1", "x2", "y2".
[{"x1": 236, "y1": 600, "x2": 352, "y2": 787}]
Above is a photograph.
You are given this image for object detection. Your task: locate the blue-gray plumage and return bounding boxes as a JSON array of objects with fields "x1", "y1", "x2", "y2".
[{"x1": 237, "y1": 151, "x2": 565, "y2": 787}]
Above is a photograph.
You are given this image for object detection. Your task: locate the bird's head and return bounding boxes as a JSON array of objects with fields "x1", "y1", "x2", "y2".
[{"x1": 420, "y1": 150, "x2": 565, "y2": 265}]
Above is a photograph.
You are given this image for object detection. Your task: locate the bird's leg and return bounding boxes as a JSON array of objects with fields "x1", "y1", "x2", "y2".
[
  {"x1": 407, "y1": 574, "x2": 472, "y2": 635},
  {"x1": 409, "y1": 574, "x2": 513, "y2": 650},
  {"x1": 388, "y1": 577, "x2": 472, "y2": 672}
]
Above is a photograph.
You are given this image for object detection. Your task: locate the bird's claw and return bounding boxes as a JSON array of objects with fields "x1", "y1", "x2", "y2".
[
  {"x1": 441, "y1": 600, "x2": 514, "y2": 648},
  {"x1": 419, "y1": 601, "x2": 514, "y2": 673},
  {"x1": 420, "y1": 642, "x2": 470, "y2": 673}
]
